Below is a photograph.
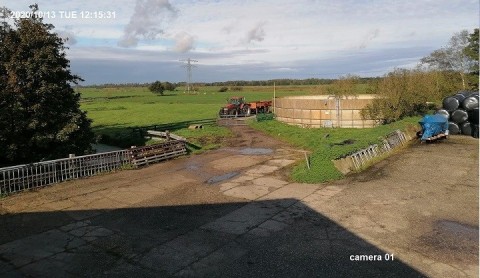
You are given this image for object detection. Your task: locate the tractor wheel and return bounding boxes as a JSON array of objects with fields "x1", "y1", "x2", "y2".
[{"x1": 242, "y1": 106, "x2": 251, "y2": 116}]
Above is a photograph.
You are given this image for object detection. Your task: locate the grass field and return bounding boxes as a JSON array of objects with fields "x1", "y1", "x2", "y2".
[
  {"x1": 79, "y1": 84, "x2": 420, "y2": 183},
  {"x1": 79, "y1": 85, "x2": 333, "y2": 148},
  {"x1": 80, "y1": 84, "x2": 370, "y2": 130},
  {"x1": 80, "y1": 85, "x2": 319, "y2": 128},
  {"x1": 250, "y1": 117, "x2": 420, "y2": 183}
]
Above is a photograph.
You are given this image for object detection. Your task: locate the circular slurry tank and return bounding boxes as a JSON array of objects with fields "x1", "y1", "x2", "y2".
[{"x1": 274, "y1": 94, "x2": 378, "y2": 128}]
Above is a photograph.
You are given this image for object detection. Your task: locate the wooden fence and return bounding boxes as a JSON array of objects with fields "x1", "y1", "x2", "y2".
[
  {"x1": 0, "y1": 140, "x2": 187, "y2": 195},
  {"x1": 129, "y1": 141, "x2": 187, "y2": 167}
]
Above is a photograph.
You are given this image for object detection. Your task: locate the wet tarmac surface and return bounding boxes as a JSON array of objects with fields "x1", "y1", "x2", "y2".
[
  {"x1": 239, "y1": 148, "x2": 274, "y2": 155},
  {"x1": 207, "y1": 172, "x2": 240, "y2": 184}
]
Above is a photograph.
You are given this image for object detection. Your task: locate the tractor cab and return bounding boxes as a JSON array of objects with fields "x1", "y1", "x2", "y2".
[{"x1": 227, "y1": 96, "x2": 245, "y2": 105}]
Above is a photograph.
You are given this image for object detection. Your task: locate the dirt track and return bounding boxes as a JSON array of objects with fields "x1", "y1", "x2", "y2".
[{"x1": 0, "y1": 126, "x2": 478, "y2": 277}]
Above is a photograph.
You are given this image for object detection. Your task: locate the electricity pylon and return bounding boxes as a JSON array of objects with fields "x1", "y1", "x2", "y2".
[{"x1": 180, "y1": 58, "x2": 197, "y2": 93}]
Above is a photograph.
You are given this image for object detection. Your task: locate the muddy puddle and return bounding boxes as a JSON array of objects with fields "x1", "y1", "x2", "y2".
[
  {"x1": 239, "y1": 148, "x2": 273, "y2": 155},
  {"x1": 207, "y1": 172, "x2": 239, "y2": 184},
  {"x1": 417, "y1": 220, "x2": 478, "y2": 263},
  {"x1": 436, "y1": 220, "x2": 478, "y2": 242}
]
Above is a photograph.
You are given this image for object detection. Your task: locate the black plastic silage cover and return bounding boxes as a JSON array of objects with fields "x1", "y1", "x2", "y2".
[
  {"x1": 454, "y1": 93, "x2": 467, "y2": 103},
  {"x1": 451, "y1": 109, "x2": 469, "y2": 124},
  {"x1": 435, "y1": 109, "x2": 450, "y2": 118},
  {"x1": 468, "y1": 108, "x2": 479, "y2": 125},
  {"x1": 448, "y1": 122, "x2": 461, "y2": 134},
  {"x1": 461, "y1": 122, "x2": 472, "y2": 135},
  {"x1": 472, "y1": 124, "x2": 479, "y2": 138},
  {"x1": 462, "y1": 95, "x2": 479, "y2": 111},
  {"x1": 443, "y1": 97, "x2": 460, "y2": 112}
]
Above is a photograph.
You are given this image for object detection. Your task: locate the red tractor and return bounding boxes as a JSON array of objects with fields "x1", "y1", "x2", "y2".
[{"x1": 219, "y1": 96, "x2": 272, "y2": 117}]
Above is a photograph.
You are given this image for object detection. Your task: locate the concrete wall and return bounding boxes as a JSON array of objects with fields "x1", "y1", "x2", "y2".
[{"x1": 274, "y1": 95, "x2": 377, "y2": 128}]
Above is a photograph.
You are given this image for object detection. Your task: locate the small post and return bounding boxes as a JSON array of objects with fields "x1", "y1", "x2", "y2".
[
  {"x1": 273, "y1": 82, "x2": 276, "y2": 114},
  {"x1": 304, "y1": 152, "x2": 310, "y2": 170}
]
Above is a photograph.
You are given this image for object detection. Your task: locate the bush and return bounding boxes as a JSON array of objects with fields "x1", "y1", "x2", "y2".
[
  {"x1": 163, "y1": 82, "x2": 176, "y2": 92},
  {"x1": 218, "y1": 87, "x2": 228, "y2": 92},
  {"x1": 362, "y1": 68, "x2": 460, "y2": 123},
  {"x1": 149, "y1": 81, "x2": 164, "y2": 95}
]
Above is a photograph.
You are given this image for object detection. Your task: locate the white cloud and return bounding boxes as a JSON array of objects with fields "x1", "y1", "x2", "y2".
[
  {"x1": 173, "y1": 32, "x2": 195, "y2": 53},
  {"x1": 270, "y1": 67, "x2": 299, "y2": 72},
  {"x1": 56, "y1": 30, "x2": 77, "y2": 45},
  {"x1": 118, "y1": 0, "x2": 177, "y2": 47},
  {"x1": 244, "y1": 22, "x2": 266, "y2": 44},
  {"x1": 5, "y1": 0, "x2": 479, "y2": 83}
]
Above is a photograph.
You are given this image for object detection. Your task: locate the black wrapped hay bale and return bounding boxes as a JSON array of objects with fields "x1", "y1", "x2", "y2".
[
  {"x1": 435, "y1": 109, "x2": 450, "y2": 118},
  {"x1": 461, "y1": 122, "x2": 472, "y2": 135},
  {"x1": 472, "y1": 124, "x2": 479, "y2": 138},
  {"x1": 454, "y1": 93, "x2": 467, "y2": 103},
  {"x1": 457, "y1": 90, "x2": 473, "y2": 96},
  {"x1": 448, "y1": 122, "x2": 461, "y2": 134},
  {"x1": 468, "y1": 108, "x2": 479, "y2": 125},
  {"x1": 462, "y1": 95, "x2": 479, "y2": 111},
  {"x1": 442, "y1": 96, "x2": 460, "y2": 112},
  {"x1": 451, "y1": 109, "x2": 469, "y2": 124}
]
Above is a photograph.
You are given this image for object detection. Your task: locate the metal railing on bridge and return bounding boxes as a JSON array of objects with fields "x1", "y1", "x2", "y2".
[{"x1": 0, "y1": 140, "x2": 187, "y2": 195}]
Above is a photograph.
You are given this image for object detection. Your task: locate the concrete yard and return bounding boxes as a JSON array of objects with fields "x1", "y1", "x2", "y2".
[{"x1": 0, "y1": 126, "x2": 478, "y2": 277}]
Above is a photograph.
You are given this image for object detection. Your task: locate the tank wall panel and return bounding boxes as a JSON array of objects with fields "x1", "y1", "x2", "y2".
[
  {"x1": 274, "y1": 95, "x2": 376, "y2": 128},
  {"x1": 311, "y1": 110, "x2": 322, "y2": 120}
]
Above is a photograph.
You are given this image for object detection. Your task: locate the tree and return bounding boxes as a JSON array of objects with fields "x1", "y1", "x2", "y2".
[
  {"x1": 329, "y1": 74, "x2": 360, "y2": 97},
  {"x1": 0, "y1": 4, "x2": 94, "y2": 165},
  {"x1": 163, "y1": 81, "x2": 176, "y2": 91},
  {"x1": 421, "y1": 30, "x2": 475, "y2": 89},
  {"x1": 361, "y1": 68, "x2": 444, "y2": 123},
  {"x1": 464, "y1": 28, "x2": 479, "y2": 89},
  {"x1": 148, "y1": 81, "x2": 164, "y2": 95}
]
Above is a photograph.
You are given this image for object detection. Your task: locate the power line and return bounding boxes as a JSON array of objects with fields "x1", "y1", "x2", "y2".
[{"x1": 180, "y1": 58, "x2": 198, "y2": 93}]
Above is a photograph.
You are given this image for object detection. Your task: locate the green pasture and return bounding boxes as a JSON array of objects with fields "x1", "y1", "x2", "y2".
[
  {"x1": 80, "y1": 84, "x2": 370, "y2": 131},
  {"x1": 79, "y1": 84, "x2": 420, "y2": 183},
  {"x1": 80, "y1": 85, "x2": 316, "y2": 129},
  {"x1": 79, "y1": 85, "x2": 327, "y2": 148},
  {"x1": 249, "y1": 117, "x2": 420, "y2": 183}
]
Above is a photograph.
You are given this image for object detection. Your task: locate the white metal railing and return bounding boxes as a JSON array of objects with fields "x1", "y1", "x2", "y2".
[
  {"x1": 347, "y1": 129, "x2": 409, "y2": 171},
  {"x1": 0, "y1": 140, "x2": 187, "y2": 195},
  {"x1": 0, "y1": 150, "x2": 131, "y2": 195}
]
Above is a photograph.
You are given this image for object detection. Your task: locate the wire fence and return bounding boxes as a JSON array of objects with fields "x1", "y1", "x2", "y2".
[{"x1": 0, "y1": 141, "x2": 187, "y2": 195}]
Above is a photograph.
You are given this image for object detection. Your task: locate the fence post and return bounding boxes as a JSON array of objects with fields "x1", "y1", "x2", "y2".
[{"x1": 304, "y1": 152, "x2": 311, "y2": 170}]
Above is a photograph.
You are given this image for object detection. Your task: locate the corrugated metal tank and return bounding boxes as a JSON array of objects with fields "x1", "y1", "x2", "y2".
[{"x1": 274, "y1": 95, "x2": 378, "y2": 128}]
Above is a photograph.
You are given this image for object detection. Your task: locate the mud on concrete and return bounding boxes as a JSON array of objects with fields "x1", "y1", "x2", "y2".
[{"x1": 0, "y1": 126, "x2": 478, "y2": 277}]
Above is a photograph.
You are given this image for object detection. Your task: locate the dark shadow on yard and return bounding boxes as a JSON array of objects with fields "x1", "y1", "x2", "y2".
[{"x1": 0, "y1": 199, "x2": 425, "y2": 277}]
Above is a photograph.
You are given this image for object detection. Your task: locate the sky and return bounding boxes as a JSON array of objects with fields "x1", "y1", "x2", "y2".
[{"x1": 2, "y1": 0, "x2": 479, "y2": 85}]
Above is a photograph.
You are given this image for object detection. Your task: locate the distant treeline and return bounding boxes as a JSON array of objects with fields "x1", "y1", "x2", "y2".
[
  {"x1": 203, "y1": 78, "x2": 381, "y2": 86},
  {"x1": 80, "y1": 78, "x2": 380, "y2": 88},
  {"x1": 78, "y1": 82, "x2": 152, "y2": 88}
]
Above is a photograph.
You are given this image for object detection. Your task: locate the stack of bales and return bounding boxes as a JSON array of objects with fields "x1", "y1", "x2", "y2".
[{"x1": 439, "y1": 91, "x2": 479, "y2": 138}]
